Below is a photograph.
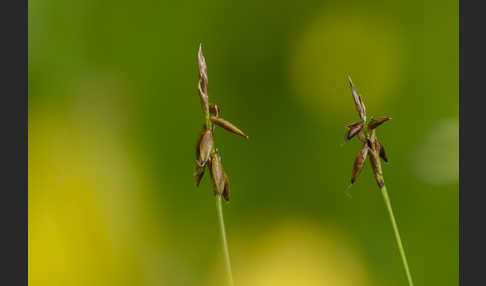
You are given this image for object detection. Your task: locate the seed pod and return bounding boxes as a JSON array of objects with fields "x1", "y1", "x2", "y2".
[
  {"x1": 198, "y1": 44, "x2": 209, "y2": 114},
  {"x1": 351, "y1": 146, "x2": 368, "y2": 184},
  {"x1": 368, "y1": 117, "x2": 391, "y2": 130},
  {"x1": 195, "y1": 126, "x2": 206, "y2": 160},
  {"x1": 345, "y1": 122, "x2": 363, "y2": 142},
  {"x1": 194, "y1": 163, "x2": 205, "y2": 186},
  {"x1": 210, "y1": 152, "x2": 226, "y2": 196},
  {"x1": 198, "y1": 129, "x2": 213, "y2": 167},
  {"x1": 376, "y1": 139, "x2": 388, "y2": 163},
  {"x1": 209, "y1": 103, "x2": 220, "y2": 117},
  {"x1": 222, "y1": 172, "x2": 230, "y2": 201},
  {"x1": 348, "y1": 76, "x2": 366, "y2": 121},
  {"x1": 210, "y1": 116, "x2": 248, "y2": 139}
]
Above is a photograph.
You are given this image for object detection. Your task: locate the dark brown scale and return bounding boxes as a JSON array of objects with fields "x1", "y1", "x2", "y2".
[
  {"x1": 377, "y1": 139, "x2": 389, "y2": 163},
  {"x1": 367, "y1": 117, "x2": 391, "y2": 130},
  {"x1": 222, "y1": 173, "x2": 230, "y2": 201},
  {"x1": 345, "y1": 122, "x2": 363, "y2": 142}
]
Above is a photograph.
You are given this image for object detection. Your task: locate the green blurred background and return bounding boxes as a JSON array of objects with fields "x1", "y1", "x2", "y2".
[{"x1": 28, "y1": 0, "x2": 458, "y2": 285}]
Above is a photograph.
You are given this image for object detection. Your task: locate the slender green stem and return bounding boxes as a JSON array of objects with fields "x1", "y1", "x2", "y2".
[
  {"x1": 207, "y1": 109, "x2": 234, "y2": 285},
  {"x1": 380, "y1": 184, "x2": 414, "y2": 286},
  {"x1": 216, "y1": 195, "x2": 235, "y2": 286}
]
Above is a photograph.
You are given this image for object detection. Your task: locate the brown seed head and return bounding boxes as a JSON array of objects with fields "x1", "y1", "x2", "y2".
[
  {"x1": 193, "y1": 46, "x2": 248, "y2": 201},
  {"x1": 345, "y1": 77, "x2": 390, "y2": 190},
  {"x1": 210, "y1": 116, "x2": 248, "y2": 139}
]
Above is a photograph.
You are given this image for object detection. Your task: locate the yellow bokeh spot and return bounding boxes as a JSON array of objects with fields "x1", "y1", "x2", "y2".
[
  {"x1": 29, "y1": 109, "x2": 128, "y2": 285},
  {"x1": 29, "y1": 90, "x2": 167, "y2": 285},
  {"x1": 210, "y1": 220, "x2": 370, "y2": 286}
]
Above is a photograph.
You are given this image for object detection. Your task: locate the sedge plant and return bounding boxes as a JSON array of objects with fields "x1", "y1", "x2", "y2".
[
  {"x1": 193, "y1": 44, "x2": 248, "y2": 286},
  {"x1": 344, "y1": 76, "x2": 414, "y2": 286}
]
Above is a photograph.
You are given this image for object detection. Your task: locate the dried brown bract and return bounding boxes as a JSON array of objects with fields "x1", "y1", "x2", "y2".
[
  {"x1": 204, "y1": 150, "x2": 231, "y2": 202},
  {"x1": 345, "y1": 77, "x2": 391, "y2": 189},
  {"x1": 210, "y1": 116, "x2": 248, "y2": 139},
  {"x1": 210, "y1": 151, "x2": 226, "y2": 196},
  {"x1": 351, "y1": 146, "x2": 368, "y2": 184},
  {"x1": 193, "y1": 44, "x2": 248, "y2": 201},
  {"x1": 208, "y1": 151, "x2": 231, "y2": 201},
  {"x1": 367, "y1": 116, "x2": 391, "y2": 130},
  {"x1": 348, "y1": 76, "x2": 366, "y2": 122},
  {"x1": 345, "y1": 122, "x2": 363, "y2": 142},
  {"x1": 198, "y1": 44, "x2": 209, "y2": 114},
  {"x1": 194, "y1": 126, "x2": 213, "y2": 186},
  {"x1": 376, "y1": 138, "x2": 388, "y2": 163},
  {"x1": 368, "y1": 130, "x2": 385, "y2": 187},
  {"x1": 195, "y1": 126, "x2": 206, "y2": 159},
  {"x1": 198, "y1": 128, "x2": 213, "y2": 166}
]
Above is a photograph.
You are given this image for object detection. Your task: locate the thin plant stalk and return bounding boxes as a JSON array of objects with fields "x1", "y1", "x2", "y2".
[
  {"x1": 208, "y1": 116, "x2": 235, "y2": 286},
  {"x1": 216, "y1": 195, "x2": 235, "y2": 286},
  {"x1": 380, "y1": 184, "x2": 414, "y2": 286}
]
